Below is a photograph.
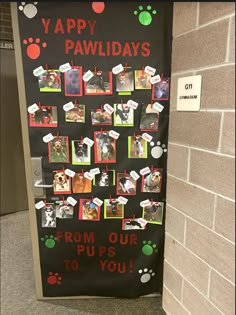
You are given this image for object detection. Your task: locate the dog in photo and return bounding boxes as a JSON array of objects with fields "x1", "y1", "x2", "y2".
[
  {"x1": 53, "y1": 171, "x2": 70, "y2": 193},
  {"x1": 143, "y1": 170, "x2": 162, "y2": 193}
]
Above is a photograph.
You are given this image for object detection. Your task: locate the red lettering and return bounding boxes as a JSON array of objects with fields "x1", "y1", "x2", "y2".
[
  {"x1": 130, "y1": 234, "x2": 137, "y2": 245},
  {"x1": 122, "y1": 42, "x2": 132, "y2": 57},
  {"x1": 67, "y1": 18, "x2": 76, "y2": 33},
  {"x1": 106, "y1": 41, "x2": 111, "y2": 56},
  {"x1": 112, "y1": 41, "x2": 122, "y2": 56},
  {"x1": 86, "y1": 246, "x2": 95, "y2": 256},
  {"x1": 65, "y1": 39, "x2": 74, "y2": 54},
  {"x1": 54, "y1": 18, "x2": 64, "y2": 34},
  {"x1": 108, "y1": 246, "x2": 116, "y2": 258},
  {"x1": 64, "y1": 260, "x2": 71, "y2": 271},
  {"x1": 98, "y1": 41, "x2": 106, "y2": 56},
  {"x1": 99, "y1": 246, "x2": 107, "y2": 257},
  {"x1": 77, "y1": 245, "x2": 85, "y2": 255},
  {"x1": 56, "y1": 231, "x2": 63, "y2": 243},
  {"x1": 109, "y1": 232, "x2": 118, "y2": 244},
  {"x1": 74, "y1": 232, "x2": 81, "y2": 242},
  {"x1": 117, "y1": 262, "x2": 126, "y2": 274},
  {"x1": 77, "y1": 19, "x2": 86, "y2": 34},
  {"x1": 108, "y1": 232, "x2": 138, "y2": 245},
  {"x1": 74, "y1": 41, "x2": 84, "y2": 55},
  {"x1": 87, "y1": 20, "x2": 96, "y2": 35},
  {"x1": 84, "y1": 232, "x2": 94, "y2": 243},
  {"x1": 120, "y1": 234, "x2": 129, "y2": 245},
  {"x1": 107, "y1": 261, "x2": 116, "y2": 273},
  {"x1": 141, "y1": 42, "x2": 150, "y2": 57},
  {"x1": 64, "y1": 259, "x2": 79, "y2": 271},
  {"x1": 65, "y1": 232, "x2": 73, "y2": 243},
  {"x1": 41, "y1": 18, "x2": 51, "y2": 34},
  {"x1": 100, "y1": 260, "x2": 107, "y2": 271},
  {"x1": 131, "y1": 42, "x2": 140, "y2": 56},
  {"x1": 83, "y1": 40, "x2": 98, "y2": 55}
]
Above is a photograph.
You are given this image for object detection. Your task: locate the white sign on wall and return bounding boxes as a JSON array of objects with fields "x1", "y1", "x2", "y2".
[{"x1": 177, "y1": 75, "x2": 202, "y2": 111}]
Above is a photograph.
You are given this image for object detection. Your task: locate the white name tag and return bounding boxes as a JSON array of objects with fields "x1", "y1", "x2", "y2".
[
  {"x1": 63, "y1": 101, "x2": 74, "y2": 112},
  {"x1": 43, "y1": 133, "x2": 54, "y2": 143},
  {"x1": 144, "y1": 66, "x2": 156, "y2": 76},
  {"x1": 117, "y1": 196, "x2": 128, "y2": 205},
  {"x1": 109, "y1": 130, "x2": 120, "y2": 139},
  {"x1": 83, "y1": 137, "x2": 94, "y2": 147},
  {"x1": 130, "y1": 170, "x2": 140, "y2": 181},
  {"x1": 127, "y1": 100, "x2": 138, "y2": 110},
  {"x1": 33, "y1": 66, "x2": 45, "y2": 77},
  {"x1": 67, "y1": 196, "x2": 77, "y2": 206},
  {"x1": 59, "y1": 62, "x2": 72, "y2": 73},
  {"x1": 153, "y1": 102, "x2": 164, "y2": 112},
  {"x1": 64, "y1": 169, "x2": 75, "y2": 178},
  {"x1": 137, "y1": 218, "x2": 148, "y2": 226},
  {"x1": 140, "y1": 167, "x2": 151, "y2": 176},
  {"x1": 28, "y1": 103, "x2": 39, "y2": 114},
  {"x1": 140, "y1": 199, "x2": 151, "y2": 207},
  {"x1": 84, "y1": 171, "x2": 94, "y2": 181},
  {"x1": 83, "y1": 70, "x2": 94, "y2": 82},
  {"x1": 112, "y1": 64, "x2": 124, "y2": 75},
  {"x1": 35, "y1": 200, "x2": 45, "y2": 209},
  {"x1": 104, "y1": 103, "x2": 114, "y2": 114},
  {"x1": 89, "y1": 167, "x2": 100, "y2": 175},
  {"x1": 93, "y1": 197, "x2": 103, "y2": 207},
  {"x1": 150, "y1": 74, "x2": 161, "y2": 85},
  {"x1": 142, "y1": 133, "x2": 153, "y2": 142}
]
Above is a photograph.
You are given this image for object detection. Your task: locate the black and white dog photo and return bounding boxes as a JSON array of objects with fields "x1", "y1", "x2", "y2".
[
  {"x1": 42, "y1": 204, "x2": 56, "y2": 228},
  {"x1": 115, "y1": 103, "x2": 133, "y2": 125},
  {"x1": 95, "y1": 132, "x2": 115, "y2": 162},
  {"x1": 143, "y1": 169, "x2": 162, "y2": 193},
  {"x1": 123, "y1": 219, "x2": 145, "y2": 230},
  {"x1": 134, "y1": 136, "x2": 144, "y2": 157},
  {"x1": 117, "y1": 174, "x2": 136, "y2": 195},
  {"x1": 143, "y1": 202, "x2": 164, "y2": 224},
  {"x1": 94, "y1": 171, "x2": 114, "y2": 187},
  {"x1": 73, "y1": 141, "x2": 90, "y2": 164}
]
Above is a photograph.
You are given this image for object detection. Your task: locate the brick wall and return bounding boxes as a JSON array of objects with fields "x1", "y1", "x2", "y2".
[
  {"x1": 163, "y1": 3, "x2": 235, "y2": 315},
  {"x1": 0, "y1": 2, "x2": 13, "y2": 41}
]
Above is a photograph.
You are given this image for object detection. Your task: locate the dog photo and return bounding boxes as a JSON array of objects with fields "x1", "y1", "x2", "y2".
[
  {"x1": 64, "y1": 66, "x2": 82, "y2": 96},
  {"x1": 141, "y1": 168, "x2": 163, "y2": 193},
  {"x1": 134, "y1": 70, "x2": 152, "y2": 90},
  {"x1": 139, "y1": 103, "x2": 159, "y2": 132},
  {"x1": 152, "y1": 77, "x2": 170, "y2": 100},
  {"x1": 71, "y1": 140, "x2": 91, "y2": 165},
  {"x1": 55, "y1": 200, "x2": 74, "y2": 219},
  {"x1": 128, "y1": 135, "x2": 148, "y2": 159},
  {"x1": 41, "y1": 204, "x2": 56, "y2": 228},
  {"x1": 104, "y1": 198, "x2": 124, "y2": 219},
  {"x1": 94, "y1": 131, "x2": 116, "y2": 163},
  {"x1": 38, "y1": 70, "x2": 61, "y2": 92},
  {"x1": 122, "y1": 218, "x2": 146, "y2": 230},
  {"x1": 84, "y1": 71, "x2": 112, "y2": 95},
  {"x1": 72, "y1": 173, "x2": 92, "y2": 193},
  {"x1": 78, "y1": 199, "x2": 100, "y2": 221},
  {"x1": 116, "y1": 68, "x2": 134, "y2": 92},
  {"x1": 91, "y1": 108, "x2": 112, "y2": 126},
  {"x1": 142, "y1": 201, "x2": 164, "y2": 224},
  {"x1": 29, "y1": 106, "x2": 57, "y2": 127},
  {"x1": 48, "y1": 136, "x2": 70, "y2": 163},
  {"x1": 114, "y1": 103, "x2": 134, "y2": 127},
  {"x1": 53, "y1": 170, "x2": 71, "y2": 195},
  {"x1": 93, "y1": 170, "x2": 115, "y2": 187},
  {"x1": 65, "y1": 104, "x2": 85, "y2": 123},
  {"x1": 116, "y1": 173, "x2": 137, "y2": 195}
]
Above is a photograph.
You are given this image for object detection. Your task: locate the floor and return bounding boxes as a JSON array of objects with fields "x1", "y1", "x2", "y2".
[{"x1": 0, "y1": 210, "x2": 166, "y2": 315}]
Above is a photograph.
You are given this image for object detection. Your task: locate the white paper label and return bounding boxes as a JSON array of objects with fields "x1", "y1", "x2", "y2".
[
  {"x1": 137, "y1": 218, "x2": 148, "y2": 226},
  {"x1": 112, "y1": 64, "x2": 124, "y2": 75},
  {"x1": 117, "y1": 196, "x2": 128, "y2": 205},
  {"x1": 142, "y1": 133, "x2": 153, "y2": 143},
  {"x1": 93, "y1": 197, "x2": 103, "y2": 207},
  {"x1": 33, "y1": 66, "x2": 45, "y2": 77},
  {"x1": 109, "y1": 130, "x2": 120, "y2": 139},
  {"x1": 150, "y1": 74, "x2": 161, "y2": 85},
  {"x1": 63, "y1": 101, "x2": 74, "y2": 112},
  {"x1": 43, "y1": 133, "x2": 54, "y2": 143},
  {"x1": 153, "y1": 102, "x2": 164, "y2": 112},
  {"x1": 28, "y1": 103, "x2": 39, "y2": 114},
  {"x1": 140, "y1": 199, "x2": 151, "y2": 207},
  {"x1": 83, "y1": 70, "x2": 94, "y2": 82},
  {"x1": 67, "y1": 196, "x2": 77, "y2": 206},
  {"x1": 89, "y1": 167, "x2": 100, "y2": 175},
  {"x1": 83, "y1": 137, "x2": 94, "y2": 147},
  {"x1": 64, "y1": 169, "x2": 75, "y2": 178},
  {"x1": 35, "y1": 200, "x2": 45, "y2": 209},
  {"x1": 144, "y1": 66, "x2": 156, "y2": 76},
  {"x1": 84, "y1": 171, "x2": 94, "y2": 181},
  {"x1": 127, "y1": 100, "x2": 138, "y2": 110},
  {"x1": 59, "y1": 62, "x2": 72, "y2": 73},
  {"x1": 103, "y1": 103, "x2": 114, "y2": 114},
  {"x1": 130, "y1": 170, "x2": 140, "y2": 181},
  {"x1": 140, "y1": 166, "x2": 151, "y2": 176}
]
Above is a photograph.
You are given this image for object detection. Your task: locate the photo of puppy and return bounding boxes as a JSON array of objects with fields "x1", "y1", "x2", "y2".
[
  {"x1": 116, "y1": 173, "x2": 136, "y2": 196},
  {"x1": 142, "y1": 169, "x2": 163, "y2": 193},
  {"x1": 41, "y1": 204, "x2": 56, "y2": 228},
  {"x1": 139, "y1": 103, "x2": 159, "y2": 132},
  {"x1": 93, "y1": 170, "x2": 115, "y2": 187},
  {"x1": 78, "y1": 199, "x2": 100, "y2": 221},
  {"x1": 29, "y1": 106, "x2": 57, "y2": 127},
  {"x1": 128, "y1": 135, "x2": 148, "y2": 159},
  {"x1": 114, "y1": 103, "x2": 134, "y2": 127},
  {"x1": 56, "y1": 201, "x2": 74, "y2": 219},
  {"x1": 152, "y1": 77, "x2": 170, "y2": 100},
  {"x1": 94, "y1": 131, "x2": 116, "y2": 163},
  {"x1": 104, "y1": 198, "x2": 124, "y2": 219},
  {"x1": 116, "y1": 68, "x2": 134, "y2": 92},
  {"x1": 38, "y1": 70, "x2": 61, "y2": 92},
  {"x1": 142, "y1": 201, "x2": 164, "y2": 224},
  {"x1": 91, "y1": 108, "x2": 112, "y2": 126},
  {"x1": 64, "y1": 67, "x2": 82, "y2": 96},
  {"x1": 48, "y1": 136, "x2": 70, "y2": 163},
  {"x1": 84, "y1": 70, "x2": 112, "y2": 95},
  {"x1": 72, "y1": 140, "x2": 90, "y2": 165},
  {"x1": 122, "y1": 218, "x2": 146, "y2": 230},
  {"x1": 65, "y1": 104, "x2": 85, "y2": 123},
  {"x1": 53, "y1": 170, "x2": 71, "y2": 194},
  {"x1": 72, "y1": 173, "x2": 92, "y2": 193},
  {"x1": 134, "y1": 70, "x2": 152, "y2": 90}
]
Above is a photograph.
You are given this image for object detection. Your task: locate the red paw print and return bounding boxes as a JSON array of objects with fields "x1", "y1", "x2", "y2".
[
  {"x1": 47, "y1": 272, "x2": 62, "y2": 285},
  {"x1": 23, "y1": 37, "x2": 47, "y2": 59}
]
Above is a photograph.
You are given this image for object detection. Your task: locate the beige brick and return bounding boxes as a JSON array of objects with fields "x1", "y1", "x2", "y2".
[
  {"x1": 215, "y1": 196, "x2": 235, "y2": 242},
  {"x1": 168, "y1": 112, "x2": 221, "y2": 151},
  {"x1": 189, "y1": 149, "x2": 235, "y2": 199},
  {"x1": 164, "y1": 235, "x2": 209, "y2": 294},
  {"x1": 167, "y1": 144, "x2": 189, "y2": 180},
  {"x1": 199, "y1": 2, "x2": 235, "y2": 25},
  {"x1": 165, "y1": 205, "x2": 185, "y2": 243},
  {"x1": 196, "y1": 65, "x2": 235, "y2": 109},
  {"x1": 183, "y1": 280, "x2": 222, "y2": 315},
  {"x1": 229, "y1": 16, "x2": 235, "y2": 63},
  {"x1": 163, "y1": 287, "x2": 190, "y2": 315},
  {"x1": 172, "y1": 20, "x2": 228, "y2": 72},
  {"x1": 173, "y1": 2, "x2": 197, "y2": 36},
  {"x1": 221, "y1": 112, "x2": 235, "y2": 156},
  {"x1": 210, "y1": 270, "x2": 235, "y2": 315},
  {"x1": 186, "y1": 219, "x2": 235, "y2": 282},
  {"x1": 167, "y1": 176, "x2": 215, "y2": 228},
  {"x1": 163, "y1": 262, "x2": 183, "y2": 301}
]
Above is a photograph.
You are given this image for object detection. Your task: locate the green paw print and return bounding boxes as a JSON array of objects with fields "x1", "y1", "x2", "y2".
[
  {"x1": 142, "y1": 240, "x2": 158, "y2": 256},
  {"x1": 40, "y1": 235, "x2": 57, "y2": 249},
  {"x1": 134, "y1": 5, "x2": 157, "y2": 26}
]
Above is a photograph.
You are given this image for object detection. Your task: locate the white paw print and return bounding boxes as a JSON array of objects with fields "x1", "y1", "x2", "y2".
[
  {"x1": 18, "y1": 2, "x2": 38, "y2": 19},
  {"x1": 139, "y1": 268, "x2": 155, "y2": 283},
  {"x1": 150, "y1": 141, "x2": 167, "y2": 159}
]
